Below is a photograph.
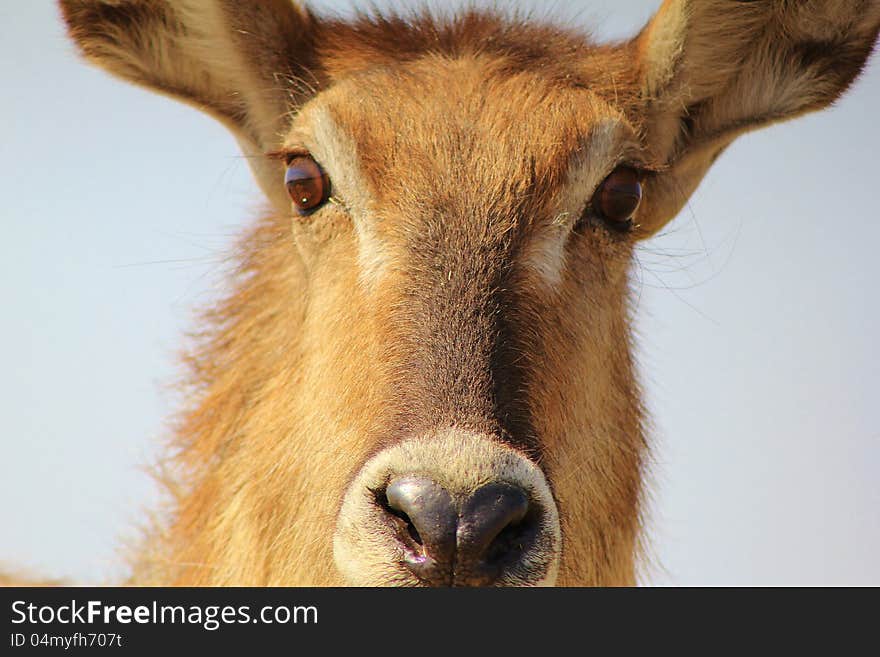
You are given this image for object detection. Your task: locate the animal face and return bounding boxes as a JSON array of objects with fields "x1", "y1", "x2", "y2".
[
  {"x1": 282, "y1": 59, "x2": 648, "y2": 585},
  {"x1": 56, "y1": 1, "x2": 880, "y2": 585}
]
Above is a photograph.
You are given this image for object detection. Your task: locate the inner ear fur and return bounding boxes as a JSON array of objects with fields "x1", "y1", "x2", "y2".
[
  {"x1": 59, "y1": 0, "x2": 321, "y2": 207},
  {"x1": 632, "y1": 0, "x2": 880, "y2": 236}
]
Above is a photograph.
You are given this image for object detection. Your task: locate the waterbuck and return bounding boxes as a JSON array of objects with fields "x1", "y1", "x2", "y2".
[{"x1": 39, "y1": 0, "x2": 880, "y2": 586}]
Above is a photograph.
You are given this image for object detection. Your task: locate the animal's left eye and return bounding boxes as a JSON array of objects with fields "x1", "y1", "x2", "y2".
[
  {"x1": 285, "y1": 156, "x2": 331, "y2": 214},
  {"x1": 588, "y1": 167, "x2": 643, "y2": 233}
]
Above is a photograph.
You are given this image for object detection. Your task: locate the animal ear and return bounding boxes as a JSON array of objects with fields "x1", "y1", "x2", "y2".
[
  {"x1": 631, "y1": 0, "x2": 880, "y2": 236},
  {"x1": 59, "y1": 0, "x2": 320, "y2": 208}
]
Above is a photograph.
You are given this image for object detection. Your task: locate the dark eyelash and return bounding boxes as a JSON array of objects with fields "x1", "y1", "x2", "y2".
[{"x1": 266, "y1": 148, "x2": 312, "y2": 165}]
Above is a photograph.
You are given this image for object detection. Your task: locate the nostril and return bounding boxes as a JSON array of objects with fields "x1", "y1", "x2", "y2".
[
  {"x1": 379, "y1": 477, "x2": 457, "y2": 578},
  {"x1": 456, "y1": 482, "x2": 535, "y2": 583},
  {"x1": 375, "y1": 489, "x2": 423, "y2": 547},
  {"x1": 402, "y1": 514, "x2": 423, "y2": 547},
  {"x1": 485, "y1": 509, "x2": 533, "y2": 564}
]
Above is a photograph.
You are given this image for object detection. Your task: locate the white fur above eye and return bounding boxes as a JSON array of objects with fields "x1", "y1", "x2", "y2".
[
  {"x1": 522, "y1": 114, "x2": 637, "y2": 289},
  {"x1": 291, "y1": 103, "x2": 391, "y2": 288}
]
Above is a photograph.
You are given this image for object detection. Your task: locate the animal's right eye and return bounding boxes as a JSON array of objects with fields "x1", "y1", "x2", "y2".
[{"x1": 285, "y1": 156, "x2": 331, "y2": 214}]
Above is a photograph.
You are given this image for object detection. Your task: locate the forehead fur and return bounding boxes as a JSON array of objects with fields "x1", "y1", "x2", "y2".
[
  {"x1": 293, "y1": 80, "x2": 646, "y2": 238},
  {"x1": 311, "y1": 63, "x2": 630, "y2": 196},
  {"x1": 315, "y1": 9, "x2": 640, "y2": 101},
  {"x1": 279, "y1": 10, "x2": 652, "y2": 223}
]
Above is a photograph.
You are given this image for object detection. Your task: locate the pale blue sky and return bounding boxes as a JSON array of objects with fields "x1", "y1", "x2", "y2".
[{"x1": 2, "y1": 0, "x2": 878, "y2": 585}]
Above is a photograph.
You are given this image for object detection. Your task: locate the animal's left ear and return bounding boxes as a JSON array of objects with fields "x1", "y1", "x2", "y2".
[{"x1": 631, "y1": 0, "x2": 880, "y2": 237}]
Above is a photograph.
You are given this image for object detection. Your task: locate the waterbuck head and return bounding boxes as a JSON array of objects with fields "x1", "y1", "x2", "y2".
[{"x1": 59, "y1": 0, "x2": 880, "y2": 586}]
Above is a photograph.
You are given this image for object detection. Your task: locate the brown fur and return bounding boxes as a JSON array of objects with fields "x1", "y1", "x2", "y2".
[{"x1": 43, "y1": 0, "x2": 880, "y2": 586}]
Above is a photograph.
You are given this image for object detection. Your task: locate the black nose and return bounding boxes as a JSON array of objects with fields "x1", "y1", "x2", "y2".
[{"x1": 382, "y1": 477, "x2": 534, "y2": 586}]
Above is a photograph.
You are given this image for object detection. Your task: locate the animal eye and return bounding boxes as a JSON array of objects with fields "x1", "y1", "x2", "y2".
[
  {"x1": 285, "y1": 156, "x2": 330, "y2": 214},
  {"x1": 589, "y1": 167, "x2": 642, "y2": 232}
]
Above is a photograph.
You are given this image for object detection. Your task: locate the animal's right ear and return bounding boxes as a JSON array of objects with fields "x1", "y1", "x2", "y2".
[{"x1": 59, "y1": 0, "x2": 321, "y2": 209}]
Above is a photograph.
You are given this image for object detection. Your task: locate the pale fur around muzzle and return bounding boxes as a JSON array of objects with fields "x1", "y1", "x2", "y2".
[{"x1": 333, "y1": 430, "x2": 562, "y2": 587}]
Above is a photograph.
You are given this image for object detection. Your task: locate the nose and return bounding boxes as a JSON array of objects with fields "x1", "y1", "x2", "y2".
[{"x1": 383, "y1": 477, "x2": 534, "y2": 586}]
